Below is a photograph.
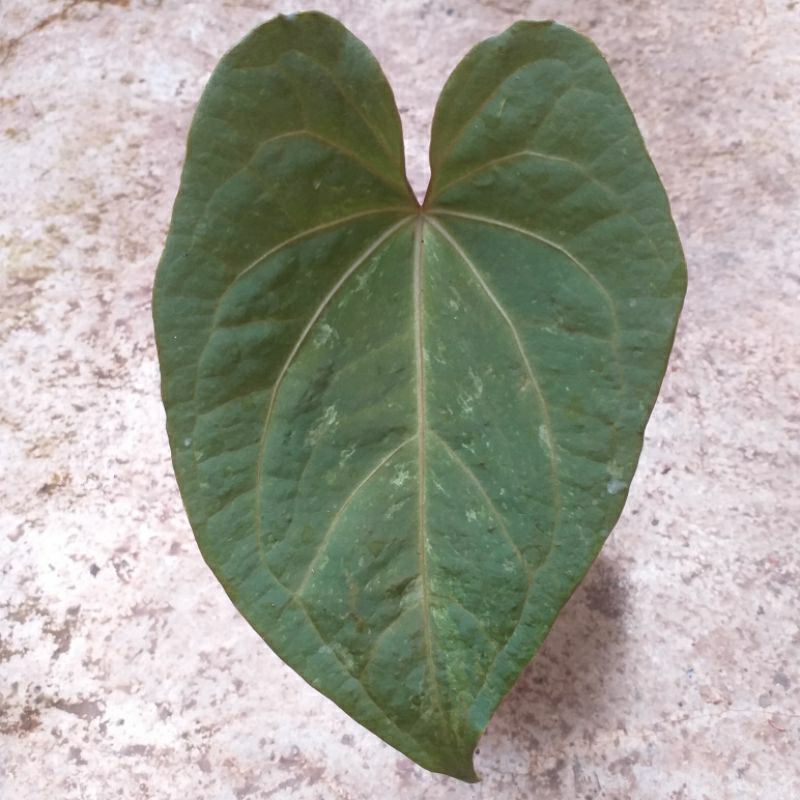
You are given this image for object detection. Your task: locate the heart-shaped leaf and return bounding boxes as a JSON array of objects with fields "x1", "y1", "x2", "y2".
[{"x1": 153, "y1": 13, "x2": 686, "y2": 781}]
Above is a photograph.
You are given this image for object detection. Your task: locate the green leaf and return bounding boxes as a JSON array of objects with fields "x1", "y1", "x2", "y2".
[{"x1": 153, "y1": 13, "x2": 686, "y2": 782}]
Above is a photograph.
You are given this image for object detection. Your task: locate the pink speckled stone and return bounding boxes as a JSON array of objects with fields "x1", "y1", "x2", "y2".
[{"x1": 1, "y1": 1, "x2": 798, "y2": 798}]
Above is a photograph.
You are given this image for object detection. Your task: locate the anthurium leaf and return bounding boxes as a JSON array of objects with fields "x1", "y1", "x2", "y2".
[{"x1": 153, "y1": 12, "x2": 686, "y2": 782}]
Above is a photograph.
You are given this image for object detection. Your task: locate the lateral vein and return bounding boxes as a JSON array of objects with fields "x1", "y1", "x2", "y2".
[
  {"x1": 296, "y1": 435, "x2": 415, "y2": 597},
  {"x1": 426, "y1": 217, "x2": 561, "y2": 490},
  {"x1": 253, "y1": 217, "x2": 413, "y2": 541},
  {"x1": 431, "y1": 209, "x2": 620, "y2": 337},
  {"x1": 432, "y1": 430, "x2": 527, "y2": 577},
  {"x1": 427, "y1": 215, "x2": 570, "y2": 714}
]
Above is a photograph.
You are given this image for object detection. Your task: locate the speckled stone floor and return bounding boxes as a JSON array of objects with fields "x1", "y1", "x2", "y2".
[{"x1": 1, "y1": 1, "x2": 798, "y2": 798}]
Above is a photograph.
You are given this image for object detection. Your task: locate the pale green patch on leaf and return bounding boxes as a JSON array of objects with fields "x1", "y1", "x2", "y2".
[{"x1": 153, "y1": 12, "x2": 686, "y2": 782}]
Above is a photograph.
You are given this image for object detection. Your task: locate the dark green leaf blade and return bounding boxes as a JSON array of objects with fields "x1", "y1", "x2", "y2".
[
  {"x1": 423, "y1": 19, "x2": 686, "y2": 751},
  {"x1": 153, "y1": 14, "x2": 686, "y2": 782}
]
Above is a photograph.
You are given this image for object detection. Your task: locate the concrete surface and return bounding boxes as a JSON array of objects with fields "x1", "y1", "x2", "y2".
[{"x1": 1, "y1": 1, "x2": 798, "y2": 798}]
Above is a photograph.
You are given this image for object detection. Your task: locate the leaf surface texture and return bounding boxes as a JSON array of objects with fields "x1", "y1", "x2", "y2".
[{"x1": 153, "y1": 13, "x2": 686, "y2": 781}]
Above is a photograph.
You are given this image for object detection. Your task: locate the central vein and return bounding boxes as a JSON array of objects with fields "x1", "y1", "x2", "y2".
[{"x1": 413, "y1": 216, "x2": 438, "y2": 709}]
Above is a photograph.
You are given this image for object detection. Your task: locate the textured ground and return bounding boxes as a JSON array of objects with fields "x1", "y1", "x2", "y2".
[{"x1": 1, "y1": 1, "x2": 798, "y2": 798}]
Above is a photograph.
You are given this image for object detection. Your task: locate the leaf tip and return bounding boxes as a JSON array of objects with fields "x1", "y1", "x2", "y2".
[
  {"x1": 437, "y1": 754, "x2": 480, "y2": 784},
  {"x1": 421, "y1": 737, "x2": 482, "y2": 783}
]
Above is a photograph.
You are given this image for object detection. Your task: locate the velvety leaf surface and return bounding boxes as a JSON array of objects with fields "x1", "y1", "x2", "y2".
[{"x1": 153, "y1": 12, "x2": 686, "y2": 781}]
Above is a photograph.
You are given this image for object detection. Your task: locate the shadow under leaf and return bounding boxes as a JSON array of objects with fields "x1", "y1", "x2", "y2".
[{"x1": 476, "y1": 551, "x2": 633, "y2": 779}]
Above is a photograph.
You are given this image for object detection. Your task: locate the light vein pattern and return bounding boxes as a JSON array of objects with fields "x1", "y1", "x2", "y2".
[
  {"x1": 426, "y1": 216, "x2": 561, "y2": 502},
  {"x1": 296, "y1": 435, "x2": 415, "y2": 596},
  {"x1": 252, "y1": 218, "x2": 412, "y2": 548},
  {"x1": 154, "y1": 13, "x2": 687, "y2": 784},
  {"x1": 433, "y1": 210, "x2": 620, "y2": 337}
]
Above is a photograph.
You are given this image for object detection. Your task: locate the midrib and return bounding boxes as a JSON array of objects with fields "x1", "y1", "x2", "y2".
[{"x1": 412, "y1": 216, "x2": 441, "y2": 714}]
